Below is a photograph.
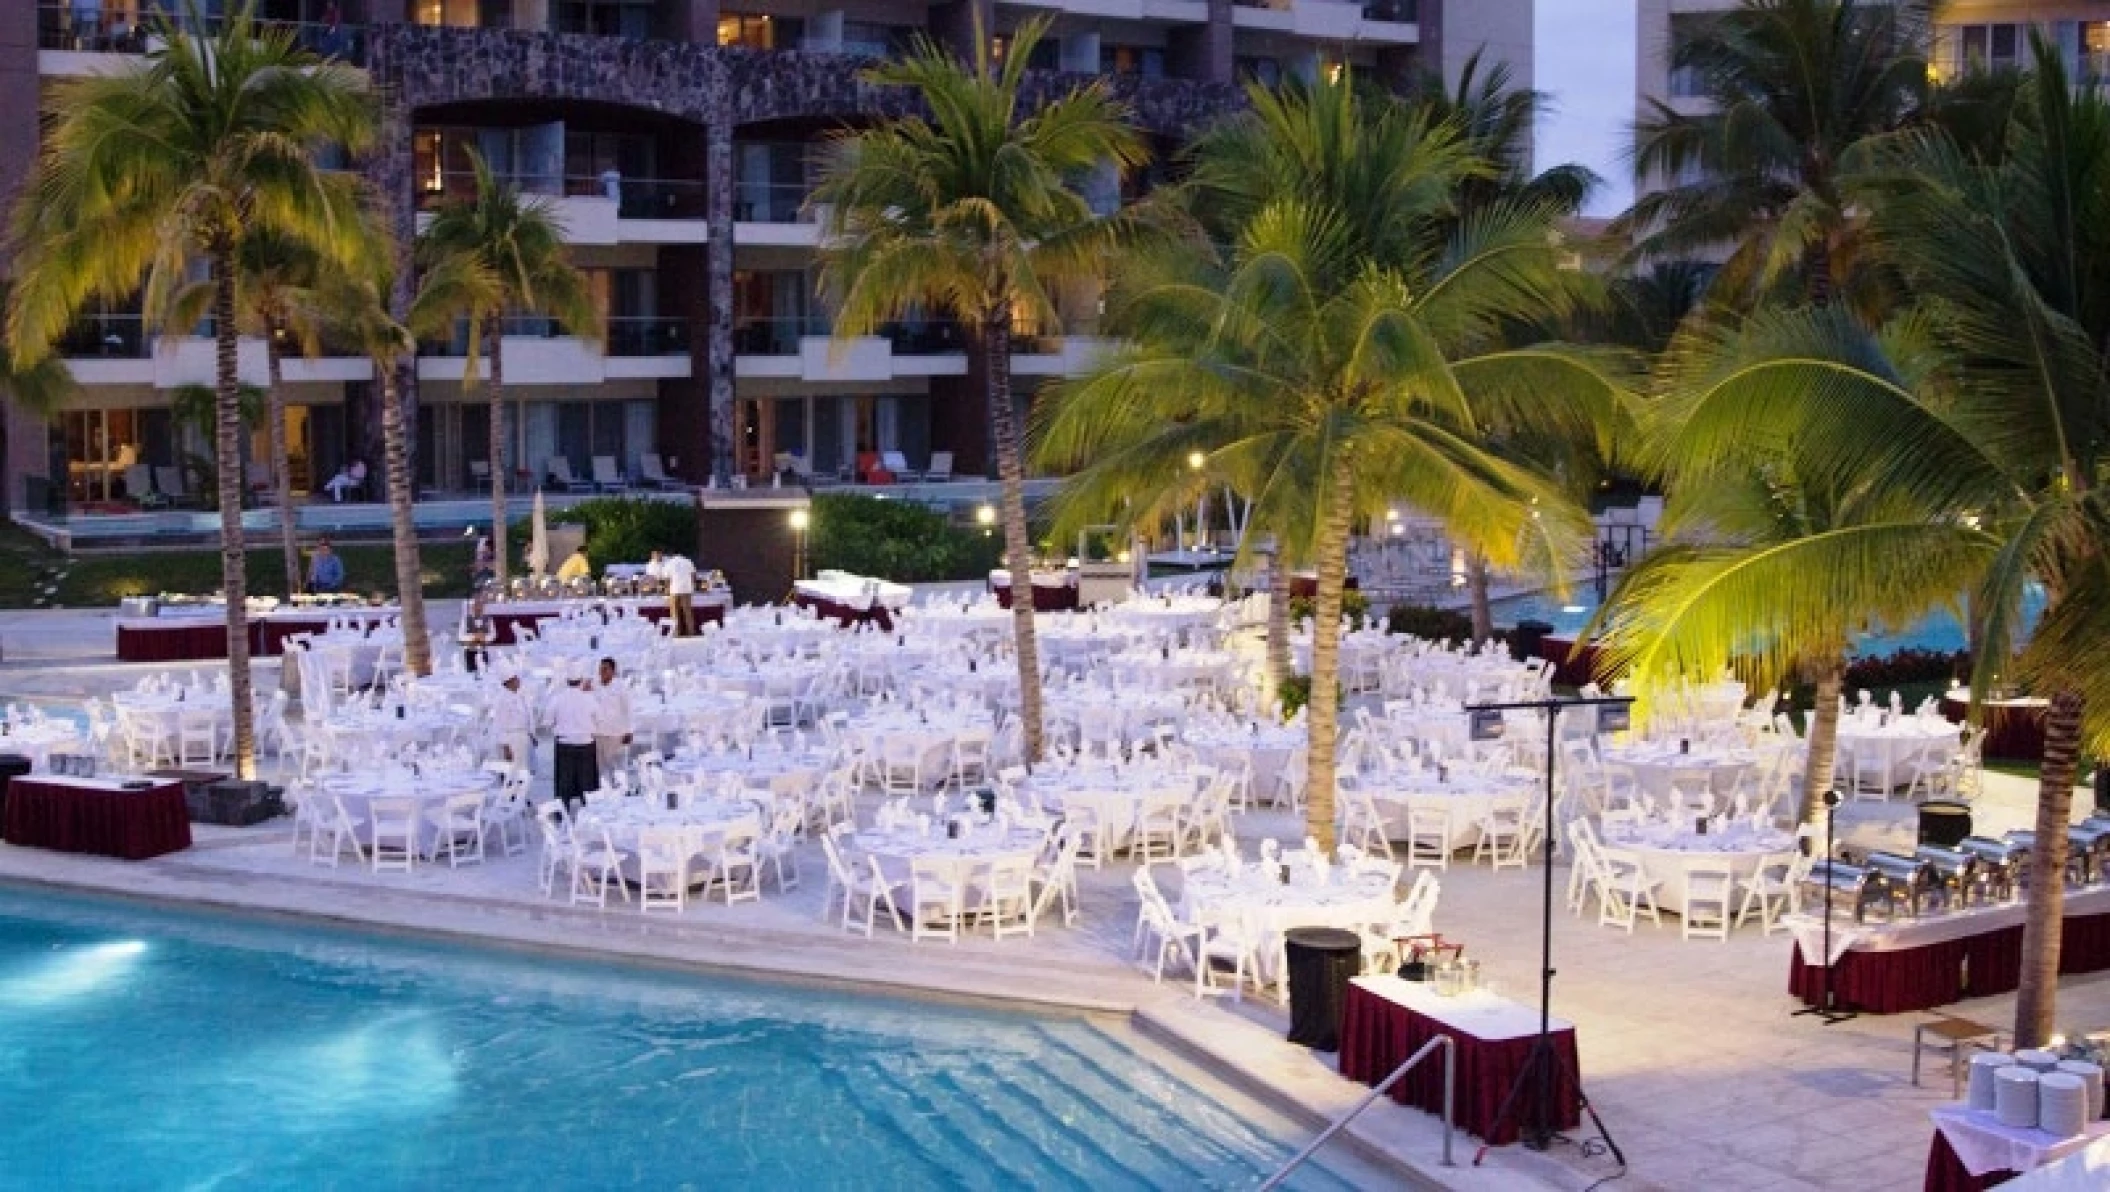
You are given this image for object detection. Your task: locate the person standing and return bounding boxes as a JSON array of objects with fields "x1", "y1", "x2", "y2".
[
  {"x1": 663, "y1": 552, "x2": 698, "y2": 636},
  {"x1": 471, "y1": 530, "x2": 496, "y2": 591},
  {"x1": 490, "y1": 667, "x2": 534, "y2": 772},
  {"x1": 592, "y1": 656, "x2": 633, "y2": 775},
  {"x1": 544, "y1": 666, "x2": 599, "y2": 810},
  {"x1": 556, "y1": 545, "x2": 592, "y2": 583},
  {"x1": 307, "y1": 538, "x2": 345, "y2": 594}
]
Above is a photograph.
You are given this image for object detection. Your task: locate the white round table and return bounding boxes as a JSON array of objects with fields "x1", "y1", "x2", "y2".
[{"x1": 1597, "y1": 821, "x2": 1793, "y2": 911}]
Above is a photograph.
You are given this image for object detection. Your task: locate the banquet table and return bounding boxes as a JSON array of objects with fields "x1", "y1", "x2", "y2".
[
  {"x1": 1187, "y1": 724, "x2": 1303, "y2": 804},
  {"x1": 114, "y1": 615, "x2": 227, "y2": 663},
  {"x1": 1787, "y1": 885, "x2": 2110, "y2": 1014},
  {"x1": 1598, "y1": 821, "x2": 1792, "y2": 910},
  {"x1": 857, "y1": 825, "x2": 1045, "y2": 887},
  {"x1": 1940, "y1": 695, "x2": 2048, "y2": 763},
  {"x1": 324, "y1": 771, "x2": 493, "y2": 853},
  {"x1": 1601, "y1": 742, "x2": 1757, "y2": 799},
  {"x1": 576, "y1": 798, "x2": 762, "y2": 880},
  {"x1": 1923, "y1": 1106, "x2": 2110, "y2": 1192},
  {"x1": 1105, "y1": 597, "x2": 1224, "y2": 643},
  {"x1": 1364, "y1": 772, "x2": 1534, "y2": 849},
  {"x1": 0, "y1": 721, "x2": 88, "y2": 772},
  {"x1": 1339, "y1": 976, "x2": 1581, "y2": 1146},
  {"x1": 1046, "y1": 690, "x2": 1188, "y2": 748},
  {"x1": 1022, "y1": 765, "x2": 1193, "y2": 849},
  {"x1": 794, "y1": 572, "x2": 911, "y2": 630},
  {"x1": 989, "y1": 569, "x2": 1080, "y2": 612},
  {"x1": 1179, "y1": 864, "x2": 1398, "y2": 989},
  {"x1": 1, "y1": 775, "x2": 191, "y2": 859}
]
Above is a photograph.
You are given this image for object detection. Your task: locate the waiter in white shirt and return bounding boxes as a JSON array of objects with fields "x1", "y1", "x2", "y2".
[
  {"x1": 544, "y1": 663, "x2": 600, "y2": 809},
  {"x1": 663, "y1": 552, "x2": 699, "y2": 637},
  {"x1": 592, "y1": 656, "x2": 633, "y2": 774},
  {"x1": 490, "y1": 667, "x2": 534, "y2": 773}
]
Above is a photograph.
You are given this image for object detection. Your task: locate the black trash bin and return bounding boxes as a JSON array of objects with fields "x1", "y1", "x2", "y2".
[
  {"x1": 1919, "y1": 800, "x2": 1973, "y2": 849},
  {"x1": 0, "y1": 753, "x2": 31, "y2": 823},
  {"x1": 1284, "y1": 926, "x2": 1363, "y2": 1052},
  {"x1": 1508, "y1": 619, "x2": 1555, "y2": 664}
]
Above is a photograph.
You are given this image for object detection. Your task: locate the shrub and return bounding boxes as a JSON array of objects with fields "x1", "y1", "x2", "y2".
[
  {"x1": 1274, "y1": 674, "x2": 1345, "y2": 721},
  {"x1": 1843, "y1": 647, "x2": 1970, "y2": 690},
  {"x1": 1287, "y1": 589, "x2": 1371, "y2": 628},
  {"x1": 807, "y1": 494, "x2": 1005, "y2": 582},
  {"x1": 546, "y1": 497, "x2": 699, "y2": 565},
  {"x1": 1385, "y1": 603, "x2": 1474, "y2": 643}
]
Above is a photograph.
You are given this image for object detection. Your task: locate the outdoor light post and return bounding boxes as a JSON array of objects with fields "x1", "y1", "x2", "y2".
[{"x1": 789, "y1": 508, "x2": 809, "y2": 583}]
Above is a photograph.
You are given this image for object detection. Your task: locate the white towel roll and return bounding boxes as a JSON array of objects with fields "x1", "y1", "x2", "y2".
[
  {"x1": 2056, "y1": 1060, "x2": 2104, "y2": 1120},
  {"x1": 1970, "y1": 1051, "x2": 2016, "y2": 1112},
  {"x1": 2016, "y1": 1048, "x2": 2062, "y2": 1074},
  {"x1": 2039, "y1": 1072, "x2": 2089, "y2": 1138},
  {"x1": 1997, "y1": 1066, "x2": 2042, "y2": 1129}
]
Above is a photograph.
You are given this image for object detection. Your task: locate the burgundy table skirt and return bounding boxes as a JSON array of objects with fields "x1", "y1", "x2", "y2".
[
  {"x1": 484, "y1": 601, "x2": 692, "y2": 645},
  {"x1": 1287, "y1": 574, "x2": 1361, "y2": 600},
  {"x1": 1939, "y1": 696, "x2": 2046, "y2": 763},
  {"x1": 991, "y1": 579, "x2": 1079, "y2": 612},
  {"x1": 1790, "y1": 912, "x2": 2110, "y2": 1014},
  {"x1": 115, "y1": 620, "x2": 227, "y2": 663},
  {"x1": 1925, "y1": 1129, "x2": 2015, "y2": 1192},
  {"x1": 2, "y1": 778, "x2": 191, "y2": 860},
  {"x1": 1338, "y1": 982, "x2": 1581, "y2": 1146},
  {"x1": 791, "y1": 592, "x2": 894, "y2": 631},
  {"x1": 1537, "y1": 636, "x2": 1603, "y2": 689}
]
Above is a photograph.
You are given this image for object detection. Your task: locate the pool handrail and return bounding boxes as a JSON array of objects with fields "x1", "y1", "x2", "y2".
[{"x1": 1256, "y1": 1032, "x2": 1455, "y2": 1190}]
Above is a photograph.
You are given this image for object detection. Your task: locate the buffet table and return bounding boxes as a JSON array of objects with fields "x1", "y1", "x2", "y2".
[
  {"x1": 1338, "y1": 976, "x2": 1580, "y2": 1146},
  {"x1": 793, "y1": 571, "x2": 911, "y2": 630},
  {"x1": 1789, "y1": 886, "x2": 2110, "y2": 1014},
  {"x1": 989, "y1": 569, "x2": 1080, "y2": 612},
  {"x1": 480, "y1": 596, "x2": 725, "y2": 645},
  {"x1": 1, "y1": 775, "x2": 191, "y2": 860},
  {"x1": 115, "y1": 605, "x2": 403, "y2": 662},
  {"x1": 1537, "y1": 636, "x2": 1603, "y2": 689},
  {"x1": 1940, "y1": 695, "x2": 2048, "y2": 763},
  {"x1": 1924, "y1": 1107, "x2": 2110, "y2": 1192}
]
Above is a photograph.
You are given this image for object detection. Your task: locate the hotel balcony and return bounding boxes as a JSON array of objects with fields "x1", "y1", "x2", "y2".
[
  {"x1": 733, "y1": 182, "x2": 823, "y2": 248},
  {"x1": 416, "y1": 315, "x2": 691, "y2": 384},
  {"x1": 733, "y1": 316, "x2": 969, "y2": 383},
  {"x1": 57, "y1": 314, "x2": 372, "y2": 388},
  {"x1": 414, "y1": 171, "x2": 708, "y2": 246},
  {"x1": 1231, "y1": 0, "x2": 1417, "y2": 44},
  {"x1": 994, "y1": 0, "x2": 1209, "y2": 26},
  {"x1": 37, "y1": 4, "x2": 364, "y2": 76}
]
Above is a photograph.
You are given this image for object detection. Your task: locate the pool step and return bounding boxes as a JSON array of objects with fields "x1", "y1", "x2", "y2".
[{"x1": 858, "y1": 1048, "x2": 1062, "y2": 1190}]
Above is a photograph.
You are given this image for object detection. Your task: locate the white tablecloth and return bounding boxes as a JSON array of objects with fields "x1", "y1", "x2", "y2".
[
  {"x1": 1931, "y1": 1106, "x2": 2110, "y2": 1177},
  {"x1": 1787, "y1": 884, "x2": 2110, "y2": 966},
  {"x1": 1350, "y1": 976, "x2": 1572, "y2": 1041},
  {"x1": 1599, "y1": 823, "x2": 1792, "y2": 910}
]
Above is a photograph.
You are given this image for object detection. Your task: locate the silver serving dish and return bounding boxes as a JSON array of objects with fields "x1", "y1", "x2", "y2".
[
  {"x1": 1961, "y1": 835, "x2": 2022, "y2": 901},
  {"x1": 1799, "y1": 860, "x2": 1879, "y2": 924},
  {"x1": 1864, "y1": 851, "x2": 1935, "y2": 919},
  {"x1": 2069, "y1": 819, "x2": 2110, "y2": 885},
  {"x1": 1914, "y1": 845, "x2": 1981, "y2": 911}
]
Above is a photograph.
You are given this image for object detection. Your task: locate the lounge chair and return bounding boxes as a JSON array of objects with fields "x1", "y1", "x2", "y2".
[
  {"x1": 925, "y1": 451, "x2": 954, "y2": 483},
  {"x1": 882, "y1": 450, "x2": 919, "y2": 482},
  {"x1": 591, "y1": 455, "x2": 627, "y2": 492},
  {"x1": 124, "y1": 464, "x2": 166, "y2": 508},
  {"x1": 635, "y1": 454, "x2": 671, "y2": 489},
  {"x1": 546, "y1": 457, "x2": 587, "y2": 492},
  {"x1": 154, "y1": 465, "x2": 190, "y2": 507}
]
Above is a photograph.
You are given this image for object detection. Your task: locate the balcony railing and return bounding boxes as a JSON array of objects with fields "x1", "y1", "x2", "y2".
[
  {"x1": 417, "y1": 170, "x2": 706, "y2": 220},
  {"x1": 36, "y1": 6, "x2": 364, "y2": 60},
  {"x1": 418, "y1": 316, "x2": 565, "y2": 357},
  {"x1": 887, "y1": 320, "x2": 967, "y2": 355},
  {"x1": 606, "y1": 317, "x2": 690, "y2": 357},
  {"x1": 734, "y1": 315, "x2": 829, "y2": 355},
  {"x1": 733, "y1": 182, "x2": 816, "y2": 223},
  {"x1": 57, "y1": 314, "x2": 151, "y2": 360},
  {"x1": 1362, "y1": 0, "x2": 1417, "y2": 20}
]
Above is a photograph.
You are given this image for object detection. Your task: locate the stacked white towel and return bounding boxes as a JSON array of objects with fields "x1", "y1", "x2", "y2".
[
  {"x1": 2055, "y1": 1059, "x2": 2104, "y2": 1121},
  {"x1": 1969, "y1": 1051, "x2": 2015, "y2": 1112},
  {"x1": 1996, "y1": 1066, "x2": 2042, "y2": 1129},
  {"x1": 2038, "y1": 1072, "x2": 2089, "y2": 1138}
]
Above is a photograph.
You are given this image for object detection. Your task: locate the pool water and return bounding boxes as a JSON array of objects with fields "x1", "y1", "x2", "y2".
[
  {"x1": 1490, "y1": 586, "x2": 2045, "y2": 658},
  {"x1": 0, "y1": 889, "x2": 1367, "y2": 1190}
]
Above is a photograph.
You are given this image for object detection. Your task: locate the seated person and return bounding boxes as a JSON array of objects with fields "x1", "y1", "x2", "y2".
[
  {"x1": 323, "y1": 459, "x2": 367, "y2": 503},
  {"x1": 307, "y1": 538, "x2": 346, "y2": 594}
]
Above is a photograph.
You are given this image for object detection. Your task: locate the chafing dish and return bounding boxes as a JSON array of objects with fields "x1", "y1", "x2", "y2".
[
  {"x1": 2070, "y1": 818, "x2": 2110, "y2": 884},
  {"x1": 1798, "y1": 860, "x2": 1879, "y2": 924},
  {"x1": 1914, "y1": 845, "x2": 1981, "y2": 910},
  {"x1": 1961, "y1": 835, "x2": 2023, "y2": 900},
  {"x1": 1864, "y1": 851, "x2": 1936, "y2": 919}
]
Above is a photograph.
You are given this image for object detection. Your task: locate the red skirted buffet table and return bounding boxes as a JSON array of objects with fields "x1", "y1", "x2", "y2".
[
  {"x1": 1339, "y1": 976, "x2": 1581, "y2": 1146},
  {"x1": 1923, "y1": 1107, "x2": 2110, "y2": 1192},
  {"x1": 1939, "y1": 695, "x2": 2048, "y2": 764},
  {"x1": 1788, "y1": 886, "x2": 2110, "y2": 1015},
  {"x1": 2, "y1": 775, "x2": 191, "y2": 860},
  {"x1": 989, "y1": 569, "x2": 1080, "y2": 612}
]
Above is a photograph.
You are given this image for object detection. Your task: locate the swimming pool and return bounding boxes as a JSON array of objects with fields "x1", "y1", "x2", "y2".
[
  {"x1": 1490, "y1": 586, "x2": 2044, "y2": 658},
  {"x1": 0, "y1": 889, "x2": 1367, "y2": 1190}
]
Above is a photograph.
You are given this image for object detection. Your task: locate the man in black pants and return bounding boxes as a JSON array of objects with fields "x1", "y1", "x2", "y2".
[{"x1": 545, "y1": 665, "x2": 600, "y2": 810}]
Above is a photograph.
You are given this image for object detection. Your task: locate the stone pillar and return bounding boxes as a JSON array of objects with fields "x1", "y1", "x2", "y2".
[
  {"x1": 659, "y1": 243, "x2": 709, "y2": 482},
  {"x1": 704, "y1": 118, "x2": 737, "y2": 484},
  {"x1": 0, "y1": 0, "x2": 36, "y2": 512},
  {"x1": 1167, "y1": 0, "x2": 1234, "y2": 84}
]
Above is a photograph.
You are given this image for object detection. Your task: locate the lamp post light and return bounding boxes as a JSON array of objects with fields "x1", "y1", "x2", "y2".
[
  {"x1": 789, "y1": 508, "x2": 810, "y2": 581},
  {"x1": 976, "y1": 503, "x2": 996, "y2": 537}
]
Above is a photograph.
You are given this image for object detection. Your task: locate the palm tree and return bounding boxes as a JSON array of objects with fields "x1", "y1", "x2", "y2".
[
  {"x1": 1588, "y1": 307, "x2": 1994, "y2": 824},
  {"x1": 1618, "y1": 0, "x2": 1935, "y2": 311},
  {"x1": 1843, "y1": 42, "x2": 2110, "y2": 1046},
  {"x1": 0, "y1": 282, "x2": 77, "y2": 513},
  {"x1": 1041, "y1": 78, "x2": 1620, "y2": 849},
  {"x1": 417, "y1": 149, "x2": 601, "y2": 589},
  {"x1": 811, "y1": 15, "x2": 1148, "y2": 763},
  {"x1": 6, "y1": 2, "x2": 374, "y2": 779}
]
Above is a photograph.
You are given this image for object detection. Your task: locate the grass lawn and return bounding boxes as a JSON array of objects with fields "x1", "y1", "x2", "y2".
[{"x1": 0, "y1": 520, "x2": 475, "y2": 609}]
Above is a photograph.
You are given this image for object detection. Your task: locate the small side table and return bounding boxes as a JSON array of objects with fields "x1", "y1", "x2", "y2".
[{"x1": 1913, "y1": 1014, "x2": 2003, "y2": 1098}]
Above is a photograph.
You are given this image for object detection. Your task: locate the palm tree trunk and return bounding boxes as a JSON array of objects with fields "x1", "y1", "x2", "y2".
[
  {"x1": 984, "y1": 309, "x2": 1043, "y2": 764},
  {"x1": 1467, "y1": 552, "x2": 1493, "y2": 645},
  {"x1": 1304, "y1": 458, "x2": 1357, "y2": 853},
  {"x1": 211, "y1": 249, "x2": 256, "y2": 780},
  {"x1": 1798, "y1": 657, "x2": 1845, "y2": 824},
  {"x1": 486, "y1": 322, "x2": 508, "y2": 588},
  {"x1": 266, "y1": 330, "x2": 300, "y2": 599},
  {"x1": 2016, "y1": 687, "x2": 2084, "y2": 1047},
  {"x1": 1265, "y1": 547, "x2": 1292, "y2": 694},
  {"x1": 380, "y1": 363, "x2": 431, "y2": 677}
]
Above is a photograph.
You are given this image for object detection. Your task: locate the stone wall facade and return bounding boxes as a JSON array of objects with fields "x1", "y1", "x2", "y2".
[{"x1": 364, "y1": 23, "x2": 1248, "y2": 482}]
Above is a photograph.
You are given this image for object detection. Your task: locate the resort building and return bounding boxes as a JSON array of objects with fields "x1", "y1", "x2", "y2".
[{"x1": 0, "y1": 0, "x2": 2091, "y2": 521}]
